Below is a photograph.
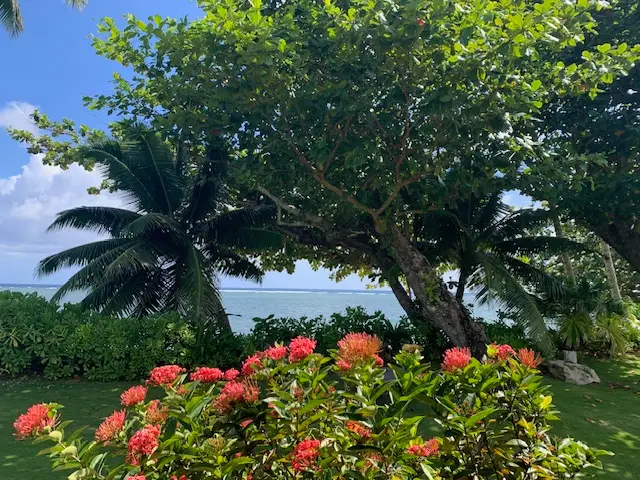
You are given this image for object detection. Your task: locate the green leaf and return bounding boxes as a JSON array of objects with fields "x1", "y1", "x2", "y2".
[
  {"x1": 530, "y1": 79, "x2": 542, "y2": 91},
  {"x1": 596, "y1": 43, "x2": 611, "y2": 54},
  {"x1": 465, "y1": 407, "x2": 496, "y2": 427}
]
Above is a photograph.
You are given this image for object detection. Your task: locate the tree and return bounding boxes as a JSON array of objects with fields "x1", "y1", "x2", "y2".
[
  {"x1": 12, "y1": 0, "x2": 638, "y2": 356},
  {"x1": 417, "y1": 194, "x2": 583, "y2": 350},
  {"x1": 527, "y1": 0, "x2": 640, "y2": 272},
  {"x1": 1, "y1": 0, "x2": 87, "y2": 37},
  {"x1": 38, "y1": 124, "x2": 281, "y2": 333}
]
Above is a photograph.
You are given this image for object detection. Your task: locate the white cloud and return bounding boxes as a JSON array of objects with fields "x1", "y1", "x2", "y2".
[{"x1": 0, "y1": 101, "x2": 123, "y2": 284}]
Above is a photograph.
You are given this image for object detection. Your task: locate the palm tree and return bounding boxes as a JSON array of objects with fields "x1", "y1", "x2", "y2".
[
  {"x1": 37, "y1": 125, "x2": 281, "y2": 334},
  {"x1": 1, "y1": 0, "x2": 86, "y2": 37},
  {"x1": 416, "y1": 193, "x2": 585, "y2": 351}
]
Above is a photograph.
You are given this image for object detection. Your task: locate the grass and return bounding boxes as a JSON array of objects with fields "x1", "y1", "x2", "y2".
[{"x1": 2, "y1": 356, "x2": 640, "y2": 479}]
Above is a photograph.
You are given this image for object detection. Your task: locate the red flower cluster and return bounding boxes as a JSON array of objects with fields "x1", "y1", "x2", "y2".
[
  {"x1": 441, "y1": 347, "x2": 472, "y2": 372},
  {"x1": 406, "y1": 438, "x2": 440, "y2": 457},
  {"x1": 288, "y1": 337, "x2": 316, "y2": 362},
  {"x1": 121, "y1": 386, "x2": 147, "y2": 406},
  {"x1": 171, "y1": 476, "x2": 188, "y2": 480},
  {"x1": 13, "y1": 404, "x2": 55, "y2": 439},
  {"x1": 242, "y1": 353, "x2": 263, "y2": 376},
  {"x1": 336, "y1": 333, "x2": 383, "y2": 370},
  {"x1": 264, "y1": 344, "x2": 288, "y2": 361},
  {"x1": 517, "y1": 348, "x2": 543, "y2": 369},
  {"x1": 240, "y1": 419, "x2": 254, "y2": 428},
  {"x1": 147, "y1": 365, "x2": 186, "y2": 386},
  {"x1": 190, "y1": 367, "x2": 223, "y2": 383},
  {"x1": 417, "y1": 18, "x2": 425, "y2": 27},
  {"x1": 146, "y1": 400, "x2": 169, "y2": 425},
  {"x1": 346, "y1": 421, "x2": 372, "y2": 439},
  {"x1": 224, "y1": 369, "x2": 240, "y2": 381},
  {"x1": 128, "y1": 476, "x2": 146, "y2": 480},
  {"x1": 127, "y1": 424, "x2": 161, "y2": 465},
  {"x1": 489, "y1": 343, "x2": 516, "y2": 361},
  {"x1": 95, "y1": 410, "x2": 126, "y2": 443},
  {"x1": 292, "y1": 438, "x2": 321, "y2": 472},
  {"x1": 213, "y1": 381, "x2": 260, "y2": 413}
]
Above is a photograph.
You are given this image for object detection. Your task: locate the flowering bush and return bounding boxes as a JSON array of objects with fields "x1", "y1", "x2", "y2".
[{"x1": 15, "y1": 335, "x2": 608, "y2": 479}]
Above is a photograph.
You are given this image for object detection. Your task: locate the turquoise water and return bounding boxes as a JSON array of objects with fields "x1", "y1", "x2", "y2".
[{"x1": 0, "y1": 285, "x2": 497, "y2": 334}]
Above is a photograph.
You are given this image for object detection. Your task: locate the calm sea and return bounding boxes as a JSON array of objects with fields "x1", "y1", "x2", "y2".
[{"x1": 0, "y1": 285, "x2": 498, "y2": 334}]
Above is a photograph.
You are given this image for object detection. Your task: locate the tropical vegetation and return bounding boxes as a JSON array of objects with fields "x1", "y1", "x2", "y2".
[
  {"x1": 0, "y1": 0, "x2": 87, "y2": 36},
  {"x1": 37, "y1": 124, "x2": 281, "y2": 334},
  {"x1": 14, "y1": 336, "x2": 608, "y2": 480}
]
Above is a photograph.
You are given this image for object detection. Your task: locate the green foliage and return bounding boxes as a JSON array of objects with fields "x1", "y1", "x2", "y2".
[
  {"x1": 35, "y1": 125, "x2": 281, "y2": 331},
  {"x1": 15, "y1": 340, "x2": 608, "y2": 479},
  {"x1": 482, "y1": 317, "x2": 533, "y2": 351}
]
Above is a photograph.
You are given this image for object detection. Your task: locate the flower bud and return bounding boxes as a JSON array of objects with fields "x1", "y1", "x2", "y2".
[
  {"x1": 61, "y1": 445, "x2": 78, "y2": 457},
  {"x1": 48, "y1": 431, "x2": 63, "y2": 442}
]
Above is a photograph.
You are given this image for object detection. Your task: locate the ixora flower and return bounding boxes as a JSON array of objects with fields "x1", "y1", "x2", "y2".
[
  {"x1": 518, "y1": 348, "x2": 544, "y2": 369},
  {"x1": 14, "y1": 404, "x2": 56, "y2": 439},
  {"x1": 127, "y1": 475, "x2": 147, "y2": 480},
  {"x1": 288, "y1": 336, "x2": 317, "y2": 362},
  {"x1": 95, "y1": 410, "x2": 126, "y2": 443},
  {"x1": 146, "y1": 400, "x2": 169, "y2": 425},
  {"x1": 213, "y1": 381, "x2": 260, "y2": 414},
  {"x1": 336, "y1": 333, "x2": 383, "y2": 370},
  {"x1": 406, "y1": 438, "x2": 440, "y2": 457},
  {"x1": 190, "y1": 367, "x2": 223, "y2": 383},
  {"x1": 127, "y1": 425, "x2": 161, "y2": 466},
  {"x1": 224, "y1": 369, "x2": 240, "y2": 381},
  {"x1": 487, "y1": 343, "x2": 516, "y2": 361},
  {"x1": 292, "y1": 439, "x2": 321, "y2": 472},
  {"x1": 264, "y1": 344, "x2": 288, "y2": 361},
  {"x1": 346, "y1": 421, "x2": 372, "y2": 440},
  {"x1": 147, "y1": 365, "x2": 186, "y2": 386},
  {"x1": 241, "y1": 353, "x2": 263, "y2": 376},
  {"x1": 120, "y1": 386, "x2": 147, "y2": 406},
  {"x1": 441, "y1": 347, "x2": 472, "y2": 372}
]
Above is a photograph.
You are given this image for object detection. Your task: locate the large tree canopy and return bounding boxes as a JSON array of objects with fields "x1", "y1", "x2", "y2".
[{"x1": 11, "y1": 0, "x2": 640, "y2": 354}]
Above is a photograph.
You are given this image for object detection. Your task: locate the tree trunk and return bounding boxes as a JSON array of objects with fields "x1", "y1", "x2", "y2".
[
  {"x1": 600, "y1": 238, "x2": 623, "y2": 303},
  {"x1": 552, "y1": 215, "x2": 576, "y2": 284},
  {"x1": 587, "y1": 220, "x2": 640, "y2": 273},
  {"x1": 455, "y1": 270, "x2": 467, "y2": 301},
  {"x1": 387, "y1": 226, "x2": 489, "y2": 358}
]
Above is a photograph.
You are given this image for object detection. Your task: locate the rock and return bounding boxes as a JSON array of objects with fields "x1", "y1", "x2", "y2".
[
  {"x1": 562, "y1": 350, "x2": 578, "y2": 363},
  {"x1": 543, "y1": 360, "x2": 601, "y2": 386}
]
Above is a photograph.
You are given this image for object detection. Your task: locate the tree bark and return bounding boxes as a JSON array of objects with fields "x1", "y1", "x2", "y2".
[
  {"x1": 552, "y1": 215, "x2": 576, "y2": 284},
  {"x1": 600, "y1": 238, "x2": 623, "y2": 303},
  {"x1": 586, "y1": 220, "x2": 640, "y2": 273},
  {"x1": 455, "y1": 270, "x2": 467, "y2": 301},
  {"x1": 387, "y1": 225, "x2": 489, "y2": 358}
]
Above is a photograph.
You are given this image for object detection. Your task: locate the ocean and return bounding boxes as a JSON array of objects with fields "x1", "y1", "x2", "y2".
[{"x1": 0, "y1": 285, "x2": 498, "y2": 334}]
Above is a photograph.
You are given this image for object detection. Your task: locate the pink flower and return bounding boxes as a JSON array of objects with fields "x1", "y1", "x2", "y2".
[
  {"x1": 127, "y1": 424, "x2": 161, "y2": 465},
  {"x1": 190, "y1": 367, "x2": 223, "y2": 383},
  {"x1": 95, "y1": 410, "x2": 126, "y2": 443},
  {"x1": 288, "y1": 336, "x2": 317, "y2": 362},
  {"x1": 240, "y1": 419, "x2": 254, "y2": 428},
  {"x1": 292, "y1": 439, "x2": 321, "y2": 472},
  {"x1": 374, "y1": 354, "x2": 384, "y2": 366},
  {"x1": 517, "y1": 348, "x2": 543, "y2": 369},
  {"x1": 13, "y1": 404, "x2": 56, "y2": 439},
  {"x1": 407, "y1": 438, "x2": 440, "y2": 457},
  {"x1": 147, "y1": 365, "x2": 186, "y2": 386},
  {"x1": 336, "y1": 359, "x2": 352, "y2": 371},
  {"x1": 441, "y1": 347, "x2": 472, "y2": 372},
  {"x1": 346, "y1": 421, "x2": 372, "y2": 439},
  {"x1": 264, "y1": 345, "x2": 288, "y2": 361},
  {"x1": 121, "y1": 386, "x2": 147, "y2": 406},
  {"x1": 224, "y1": 369, "x2": 240, "y2": 381},
  {"x1": 336, "y1": 333, "x2": 382, "y2": 369},
  {"x1": 171, "y1": 476, "x2": 188, "y2": 480},
  {"x1": 241, "y1": 353, "x2": 263, "y2": 376},
  {"x1": 128, "y1": 476, "x2": 147, "y2": 480},
  {"x1": 212, "y1": 381, "x2": 260, "y2": 413},
  {"x1": 417, "y1": 18, "x2": 425, "y2": 27},
  {"x1": 488, "y1": 343, "x2": 516, "y2": 361},
  {"x1": 146, "y1": 400, "x2": 168, "y2": 425}
]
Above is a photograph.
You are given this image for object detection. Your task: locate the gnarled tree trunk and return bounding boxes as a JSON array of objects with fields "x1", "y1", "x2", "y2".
[
  {"x1": 599, "y1": 238, "x2": 623, "y2": 303},
  {"x1": 585, "y1": 219, "x2": 640, "y2": 273},
  {"x1": 386, "y1": 226, "x2": 489, "y2": 358}
]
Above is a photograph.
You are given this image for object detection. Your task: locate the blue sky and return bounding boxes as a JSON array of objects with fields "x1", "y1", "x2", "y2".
[
  {"x1": 0, "y1": 1, "x2": 532, "y2": 289},
  {"x1": 0, "y1": 0, "x2": 381, "y2": 289}
]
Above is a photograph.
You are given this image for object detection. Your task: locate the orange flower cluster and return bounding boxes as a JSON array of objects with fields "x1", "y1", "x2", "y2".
[
  {"x1": 288, "y1": 337, "x2": 316, "y2": 362},
  {"x1": 146, "y1": 400, "x2": 169, "y2": 425},
  {"x1": 13, "y1": 404, "x2": 55, "y2": 439},
  {"x1": 95, "y1": 410, "x2": 126, "y2": 443},
  {"x1": 241, "y1": 353, "x2": 263, "y2": 376},
  {"x1": 336, "y1": 333, "x2": 383, "y2": 371},
  {"x1": 406, "y1": 438, "x2": 440, "y2": 457},
  {"x1": 292, "y1": 439, "x2": 321, "y2": 472},
  {"x1": 190, "y1": 367, "x2": 223, "y2": 383},
  {"x1": 213, "y1": 381, "x2": 260, "y2": 414},
  {"x1": 127, "y1": 424, "x2": 161, "y2": 465},
  {"x1": 441, "y1": 347, "x2": 472, "y2": 372},
  {"x1": 120, "y1": 386, "x2": 147, "y2": 406},
  {"x1": 517, "y1": 348, "x2": 543, "y2": 368},
  {"x1": 346, "y1": 421, "x2": 372, "y2": 439},
  {"x1": 264, "y1": 344, "x2": 288, "y2": 360}
]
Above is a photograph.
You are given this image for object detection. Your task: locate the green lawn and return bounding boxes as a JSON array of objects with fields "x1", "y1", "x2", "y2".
[{"x1": 2, "y1": 357, "x2": 640, "y2": 479}]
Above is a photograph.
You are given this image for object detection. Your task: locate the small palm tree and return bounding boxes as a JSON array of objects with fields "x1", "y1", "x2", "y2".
[
  {"x1": 38, "y1": 125, "x2": 281, "y2": 333},
  {"x1": 416, "y1": 193, "x2": 585, "y2": 351},
  {"x1": 1, "y1": 0, "x2": 86, "y2": 36}
]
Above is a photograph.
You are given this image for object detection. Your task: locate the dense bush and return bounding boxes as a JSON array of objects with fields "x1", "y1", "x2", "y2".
[{"x1": 15, "y1": 337, "x2": 608, "y2": 479}]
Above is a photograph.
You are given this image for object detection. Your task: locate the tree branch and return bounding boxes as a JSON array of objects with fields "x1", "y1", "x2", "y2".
[{"x1": 256, "y1": 186, "x2": 325, "y2": 227}]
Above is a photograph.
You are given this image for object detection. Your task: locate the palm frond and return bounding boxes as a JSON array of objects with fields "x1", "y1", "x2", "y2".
[
  {"x1": 213, "y1": 251, "x2": 264, "y2": 283},
  {"x1": 121, "y1": 213, "x2": 187, "y2": 244},
  {"x1": 500, "y1": 256, "x2": 567, "y2": 301},
  {"x1": 491, "y1": 209, "x2": 553, "y2": 240},
  {"x1": 474, "y1": 253, "x2": 555, "y2": 353},
  {"x1": 37, "y1": 238, "x2": 133, "y2": 276},
  {"x1": 205, "y1": 204, "x2": 277, "y2": 233},
  {"x1": 492, "y1": 236, "x2": 589, "y2": 257},
  {"x1": 65, "y1": 0, "x2": 88, "y2": 9},
  {"x1": 474, "y1": 193, "x2": 509, "y2": 232},
  {"x1": 0, "y1": 0, "x2": 22, "y2": 36},
  {"x1": 47, "y1": 206, "x2": 141, "y2": 236},
  {"x1": 102, "y1": 241, "x2": 163, "y2": 282},
  {"x1": 182, "y1": 159, "x2": 224, "y2": 224},
  {"x1": 211, "y1": 227, "x2": 283, "y2": 252}
]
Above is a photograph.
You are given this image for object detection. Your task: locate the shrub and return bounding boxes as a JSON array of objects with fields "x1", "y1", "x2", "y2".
[{"x1": 15, "y1": 336, "x2": 608, "y2": 479}]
